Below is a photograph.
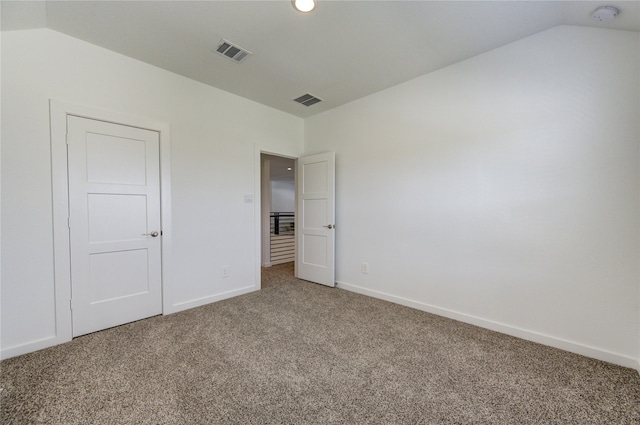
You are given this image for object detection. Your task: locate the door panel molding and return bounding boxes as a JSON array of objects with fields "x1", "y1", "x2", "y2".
[{"x1": 50, "y1": 100, "x2": 172, "y2": 350}]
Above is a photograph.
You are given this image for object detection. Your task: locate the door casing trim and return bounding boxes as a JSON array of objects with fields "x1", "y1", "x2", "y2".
[
  {"x1": 253, "y1": 144, "x2": 301, "y2": 289},
  {"x1": 50, "y1": 100, "x2": 173, "y2": 346}
]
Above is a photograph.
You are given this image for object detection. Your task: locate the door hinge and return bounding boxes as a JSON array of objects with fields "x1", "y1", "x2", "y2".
[
  {"x1": 67, "y1": 217, "x2": 71, "y2": 228},
  {"x1": 69, "y1": 299, "x2": 73, "y2": 310}
]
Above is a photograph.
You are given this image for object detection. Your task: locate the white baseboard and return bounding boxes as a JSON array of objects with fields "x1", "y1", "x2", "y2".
[
  {"x1": 336, "y1": 280, "x2": 639, "y2": 370},
  {"x1": 2, "y1": 286, "x2": 260, "y2": 360},
  {"x1": 1, "y1": 334, "x2": 66, "y2": 360},
  {"x1": 169, "y1": 285, "x2": 259, "y2": 314}
]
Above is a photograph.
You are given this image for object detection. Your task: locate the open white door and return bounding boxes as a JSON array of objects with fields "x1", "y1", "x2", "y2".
[
  {"x1": 67, "y1": 116, "x2": 162, "y2": 337},
  {"x1": 296, "y1": 152, "x2": 335, "y2": 287}
]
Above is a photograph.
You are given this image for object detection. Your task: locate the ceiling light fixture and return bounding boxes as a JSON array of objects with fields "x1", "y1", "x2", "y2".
[{"x1": 292, "y1": 0, "x2": 316, "y2": 13}]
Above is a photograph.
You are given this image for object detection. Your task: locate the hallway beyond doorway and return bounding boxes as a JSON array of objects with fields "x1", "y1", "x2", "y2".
[{"x1": 261, "y1": 262, "x2": 295, "y2": 290}]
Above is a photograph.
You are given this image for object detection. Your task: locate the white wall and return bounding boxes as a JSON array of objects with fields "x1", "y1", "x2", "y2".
[
  {"x1": 305, "y1": 26, "x2": 640, "y2": 368},
  {"x1": 2, "y1": 25, "x2": 639, "y2": 370},
  {"x1": 0, "y1": 11, "x2": 3, "y2": 352},
  {"x1": 1, "y1": 28, "x2": 303, "y2": 357},
  {"x1": 271, "y1": 180, "x2": 295, "y2": 212}
]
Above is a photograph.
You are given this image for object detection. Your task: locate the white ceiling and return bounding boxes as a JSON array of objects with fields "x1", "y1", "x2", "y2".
[{"x1": 2, "y1": 1, "x2": 639, "y2": 118}]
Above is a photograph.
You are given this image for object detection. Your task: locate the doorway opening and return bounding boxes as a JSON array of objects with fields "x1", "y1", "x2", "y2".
[{"x1": 261, "y1": 154, "x2": 296, "y2": 286}]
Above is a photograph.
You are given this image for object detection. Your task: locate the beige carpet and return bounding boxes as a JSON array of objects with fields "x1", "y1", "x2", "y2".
[{"x1": 1, "y1": 262, "x2": 639, "y2": 424}]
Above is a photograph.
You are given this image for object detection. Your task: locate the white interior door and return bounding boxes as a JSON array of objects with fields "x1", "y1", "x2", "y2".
[
  {"x1": 67, "y1": 116, "x2": 162, "y2": 337},
  {"x1": 296, "y1": 152, "x2": 335, "y2": 287}
]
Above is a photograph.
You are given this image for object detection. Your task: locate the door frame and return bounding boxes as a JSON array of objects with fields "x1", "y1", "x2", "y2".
[
  {"x1": 50, "y1": 100, "x2": 173, "y2": 345},
  {"x1": 253, "y1": 144, "x2": 301, "y2": 289},
  {"x1": 260, "y1": 153, "x2": 297, "y2": 268}
]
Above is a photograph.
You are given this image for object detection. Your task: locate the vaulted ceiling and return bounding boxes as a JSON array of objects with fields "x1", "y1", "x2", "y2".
[{"x1": 2, "y1": 1, "x2": 639, "y2": 118}]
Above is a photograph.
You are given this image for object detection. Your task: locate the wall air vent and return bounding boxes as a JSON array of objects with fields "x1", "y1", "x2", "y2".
[
  {"x1": 293, "y1": 93, "x2": 322, "y2": 107},
  {"x1": 215, "y1": 39, "x2": 252, "y2": 63}
]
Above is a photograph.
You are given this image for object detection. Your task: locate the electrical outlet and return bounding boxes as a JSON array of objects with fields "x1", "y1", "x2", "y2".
[
  {"x1": 361, "y1": 262, "x2": 369, "y2": 274},
  {"x1": 222, "y1": 266, "x2": 229, "y2": 278}
]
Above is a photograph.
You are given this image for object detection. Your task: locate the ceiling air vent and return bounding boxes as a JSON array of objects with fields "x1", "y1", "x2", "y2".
[
  {"x1": 215, "y1": 39, "x2": 252, "y2": 63},
  {"x1": 293, "y1": 93, "x2": 322, "y2": 107}
]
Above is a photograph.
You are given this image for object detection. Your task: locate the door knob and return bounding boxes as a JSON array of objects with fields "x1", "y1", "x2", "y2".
[
  {"x1": 143, "y1": 231, "x2": 159, "y2": 237},
  {"x1": 323, "y1": 224, "x2": 334, "y2": 229}
]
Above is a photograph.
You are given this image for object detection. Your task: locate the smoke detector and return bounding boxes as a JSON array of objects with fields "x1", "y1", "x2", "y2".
[{"x1": 592, "y1": 6, "x2": 619, "y2": 22}]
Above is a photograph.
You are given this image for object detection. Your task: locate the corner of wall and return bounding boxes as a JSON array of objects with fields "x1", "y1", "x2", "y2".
[{"x1": 0, "y1": 9, "x2": 3, "y2": 361}]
